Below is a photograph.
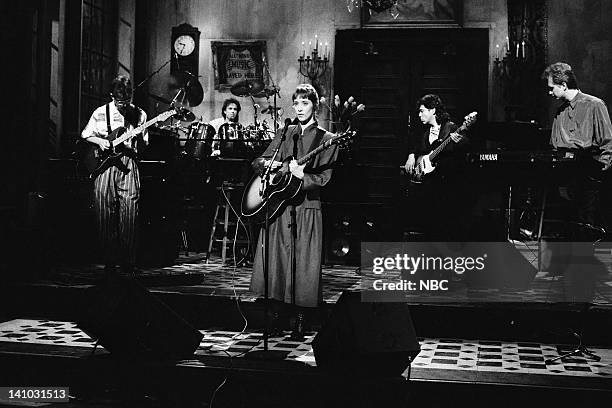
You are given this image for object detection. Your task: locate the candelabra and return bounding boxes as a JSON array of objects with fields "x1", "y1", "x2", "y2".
[{"x1": 298, "y1": 45, "x2": 329, "y2": 82}]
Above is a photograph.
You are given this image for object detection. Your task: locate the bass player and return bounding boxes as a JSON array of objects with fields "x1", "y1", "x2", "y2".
[{"x1": 403, "y1": 94, "x2": 471, "y2": 241}]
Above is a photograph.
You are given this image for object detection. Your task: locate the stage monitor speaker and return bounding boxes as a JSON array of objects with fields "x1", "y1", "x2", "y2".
[
  {"x1": 78, "y1": 276, "x2": 203, "y2": 359},
  {"x1": 463, "y1": 241, "x2": 537, "y2": 289},
  {"x1": 312, "y1": 291, "x2": 420, "y2": 376}
]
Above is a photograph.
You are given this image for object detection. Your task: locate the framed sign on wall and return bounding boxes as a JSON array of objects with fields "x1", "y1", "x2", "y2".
[
  {"x1": 362, "y1": 0, "x2": 463, "y2": 27},
  {"x1": 211, "y1": 40, "x2": 267, "y2": 91}
]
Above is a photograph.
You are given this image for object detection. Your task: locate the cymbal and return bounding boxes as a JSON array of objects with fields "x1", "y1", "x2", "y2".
[
  {"x1": 261, "y1": 106, "x2": 282, "y2": 114},
  {"x1": 167, "y1": 73, "x2": 204, "y2": 107},
  {"x1": 174, "y1": 108, "x2": 196, "y2": 122},
  {"x1": 184, "y1": 78, "x2": 203, "y2": 107},
  {"x1": 230, "y1": 79, "x2": 265, "y2": 97},
  {"x1": 253, "y1": 86, "x2": 279, "y2": 98}
]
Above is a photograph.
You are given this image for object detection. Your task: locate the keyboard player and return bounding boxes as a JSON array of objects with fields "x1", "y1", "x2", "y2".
[{"x1": 543, "y1": 62, "x2": 612, "y2": 235}]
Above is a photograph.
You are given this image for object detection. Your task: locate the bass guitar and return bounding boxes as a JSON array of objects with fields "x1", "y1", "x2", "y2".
[
  {"x1": 409, "y1": 111, "x2": 478, "y2": 183},
  {"x1": 79, "y1": 108, "x2": 179, "y2": 178},
  {"x1": 241, "y1": 129, "x2": 356, "y2": 223}
]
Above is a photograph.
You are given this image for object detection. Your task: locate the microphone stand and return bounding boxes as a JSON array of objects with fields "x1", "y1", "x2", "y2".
[
  {"x1": 250, "y1": 96, "x2": 259, "y2": 127},
  {"x1": 289, "y1": 130, "x2": 303, "y2": 341},
  {"x1": 134, "y1": 58, "x2": 172, "y2": 90},
  {"x1": 246, "y1": 121, "x2": 292, "y2": 361}
]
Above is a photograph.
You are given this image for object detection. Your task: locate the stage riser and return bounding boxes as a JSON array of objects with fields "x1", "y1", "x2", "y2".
[{"x1": 0, "y1": 348, "x2": 609, "y2": 407}]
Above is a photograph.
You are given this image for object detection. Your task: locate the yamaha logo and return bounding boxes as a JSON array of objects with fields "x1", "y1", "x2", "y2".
[{"x1": 479, "y1": 153, "x2": 498, "y2": 161}]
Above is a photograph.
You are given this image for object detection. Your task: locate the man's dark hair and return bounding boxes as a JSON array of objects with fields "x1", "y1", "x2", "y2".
[
  {"x1": 110, "y1": 75, "x2": 133, "y2": 101},
  {"x1": 221, "y1": 98, "x2": 241, "y2": 119},
  {"x1": 542, "y1": 62, "x2": 579, "y2": 89},
  {"x1": 417, "y1": 94, "x2": 451, "y2": 124}
]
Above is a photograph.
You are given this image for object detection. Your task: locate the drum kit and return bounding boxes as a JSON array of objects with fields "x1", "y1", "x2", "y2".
[{"x1": 154, "y1": 78, "x2": 281, "y2": 163}]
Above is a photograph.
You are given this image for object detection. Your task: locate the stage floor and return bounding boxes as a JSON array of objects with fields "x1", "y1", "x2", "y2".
[
  {"x1": 1, "y1": 318, "x2": 611, "y2": 391},
  {"x1": 29, "y1": 242, "x2": 612, "y2": 305},
  {"x1": 4, "y1": 247, "x2": 612, "y2": 406}
]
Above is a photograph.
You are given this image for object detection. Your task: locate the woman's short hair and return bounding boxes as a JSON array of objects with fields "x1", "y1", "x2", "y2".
[
  {"x1": 542, "y1": 62, "x2": 579, "y2": 89},
  {"x1": 417, "y1": 94, "x2": 450, "y2": 124},
  {"x1": 292, "y1": 83, "x2": 319, "y2": 110}
]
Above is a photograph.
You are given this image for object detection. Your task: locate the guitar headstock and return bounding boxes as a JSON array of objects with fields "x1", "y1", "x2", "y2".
[
  {"x1": 161, "y1": 109, "x2": 178, "y2": 121},
  {"x1": 456, "y1": 111, "x2": 478, "y2": 133},
  {"x1": 463, "y1": 111, "x2": 478, "y2": 127}
]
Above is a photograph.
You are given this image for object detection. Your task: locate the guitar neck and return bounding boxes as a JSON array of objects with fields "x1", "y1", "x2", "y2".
[
  {"x1": 429, "y1": 135, "x2": 453, "y2": 161},
  {"x1": 112, "y1": 112, "x2": 171, "y2": 147},
  {"x1": 428, "y1": 122, "x2": 469, "y2": 161},
  {"x1": 296, "y1": 139, "x2": 333, "y2": 166}
]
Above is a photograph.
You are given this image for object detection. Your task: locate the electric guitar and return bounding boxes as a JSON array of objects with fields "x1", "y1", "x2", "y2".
[
  {"x1": 241, "y1": 129, "x2": 356, "y2": 223},
  {"x1": 408, "y1": 112, "x2": 478, "y2": 183},
  {"x1": 79, "y1": 108, "x2": 179, "y2": 178}
]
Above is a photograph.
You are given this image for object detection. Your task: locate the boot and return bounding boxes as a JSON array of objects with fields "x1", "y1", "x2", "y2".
[
  {"x1": 290, "y1": 312, "x2": 305, "y2": 341},
  {"x1": 268, "y1": 311, "x2": 284, "y2": 337}
]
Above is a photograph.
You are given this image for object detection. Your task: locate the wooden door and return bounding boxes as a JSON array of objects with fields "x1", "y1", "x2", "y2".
[{"x1": 325, "y1": 28, "x2": 488, "y2": 236}]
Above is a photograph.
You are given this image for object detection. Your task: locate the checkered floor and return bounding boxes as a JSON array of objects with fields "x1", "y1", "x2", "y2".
[{"x1": 2, "y1": 319, "x2": 611, "y2": 382}]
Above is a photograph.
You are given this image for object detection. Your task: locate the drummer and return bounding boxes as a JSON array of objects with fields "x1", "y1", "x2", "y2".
[{"x1": 208, "y1": 98, "x2": 243, "y2": 156}]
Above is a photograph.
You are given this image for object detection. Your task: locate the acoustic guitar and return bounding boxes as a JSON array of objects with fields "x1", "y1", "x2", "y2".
[{"x1": 241, "y1": 129, "x2": 356, "y2": 223}]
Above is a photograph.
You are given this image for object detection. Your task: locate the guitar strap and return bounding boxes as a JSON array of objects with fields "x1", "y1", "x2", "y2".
[
  {"x1": 105, "y1": 102, "x2": 131, "y2": 174},
  {"x1": 105, "y1": 103, "x2": 112, "y2": 136},
  {"x1": 309, "y1": 127, "x2": 326, "y2": 154},
  {"x1": 304, "y1": 127, "x2": 326, "y2": 170}
]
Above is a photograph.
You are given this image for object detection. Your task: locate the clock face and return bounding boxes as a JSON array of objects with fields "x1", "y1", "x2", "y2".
[{"x1": 174, "y1": 35, "x2": 196, "y2": 56}]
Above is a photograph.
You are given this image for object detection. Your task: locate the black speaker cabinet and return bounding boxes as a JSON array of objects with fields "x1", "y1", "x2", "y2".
[
  {"x1": 138, "y1": 166, "x2": 179, "y2": 266},
  {"x1": 312, "y1": 291, "x2": 420, "y2": 376},
  {"x1": 78, "y1": 276, "x2": 203, "y2": 359},
  {"x1": 463, "y1": 241, "x2": 537, "y2": 289}
]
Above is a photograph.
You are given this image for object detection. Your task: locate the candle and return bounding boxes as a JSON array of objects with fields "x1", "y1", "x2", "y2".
[
  {"x1": 521, "y1": 41, "x2": 525, "y2": 59},
  {"x1": 314, "y1": 35, "x2": 318, "y2": 52},
  {"x1": 496, "y1": 44, "x2": 500, "y2": 60},
  {"x1": 325, "y1": 42, "x2": 329, "y2": 59},
  {"x1": 516, "y1": 42, "x2": 519, "y2": 58},
  {"x1": 309, "y1": 41, "x2": 312, "y2": 54},
  {"x1": 506, "y1": 36, "x2": 510, "y2": 51},
  {"x1": 301, "y1": 42, "x2": 305, "y2": 58}
]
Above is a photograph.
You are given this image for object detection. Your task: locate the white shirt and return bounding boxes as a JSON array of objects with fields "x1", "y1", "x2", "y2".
[
  {"x1": 428, "y1": 124, "x2": 440, "y2": 145},
  {"x1": 81, "y1": 101, "x2": 148, "y2": 148}
]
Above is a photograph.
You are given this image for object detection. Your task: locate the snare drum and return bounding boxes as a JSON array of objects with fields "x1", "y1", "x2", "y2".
[{"x1": 185, "y1": 122, "x2": 214, "y2": 160}]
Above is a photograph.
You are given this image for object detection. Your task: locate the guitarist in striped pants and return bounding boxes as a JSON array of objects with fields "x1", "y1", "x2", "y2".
[{"x1": 81, "y1": 75, "x2": 148, "y2": 275}]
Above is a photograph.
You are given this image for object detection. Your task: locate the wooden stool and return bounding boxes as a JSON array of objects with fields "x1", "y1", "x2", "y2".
[{"x1": 206, "y1": 183, "x2": 249, "y2": 264}]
